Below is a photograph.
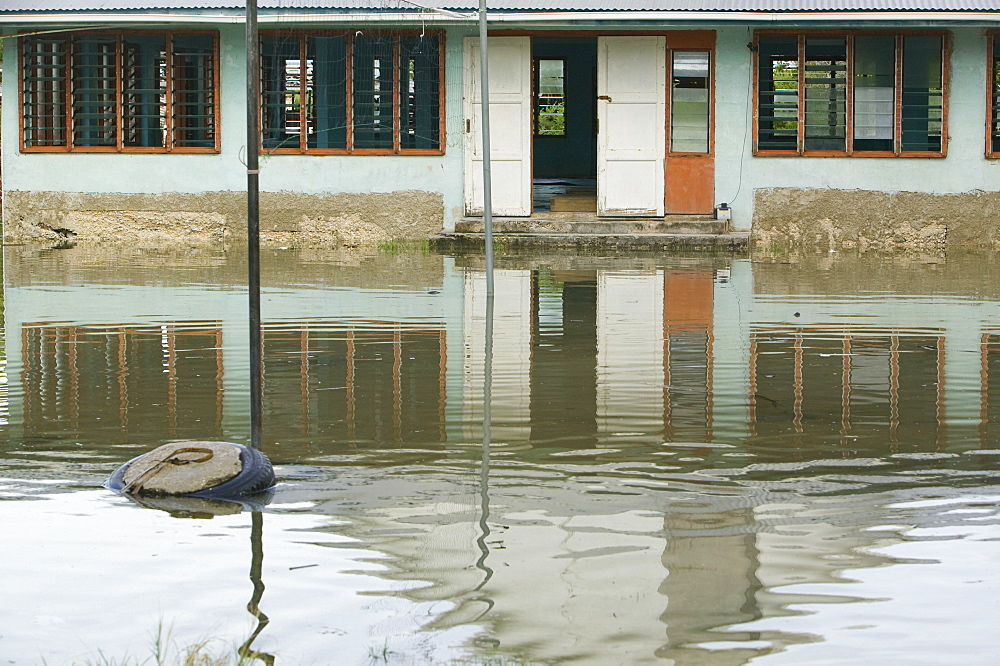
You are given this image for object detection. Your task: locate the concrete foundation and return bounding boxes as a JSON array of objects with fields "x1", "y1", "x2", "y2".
[
  {"x1": 752, "y1": 188, "x2": 1000, "y2": 252},
  {"x1": 2, "y1": 190, "x2": 445, "y2": 247}
]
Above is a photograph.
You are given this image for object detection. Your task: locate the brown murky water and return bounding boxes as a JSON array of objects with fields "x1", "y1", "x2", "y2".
[{"x1": 2, "y1": 245, "x2": 1000, "y2": 664}]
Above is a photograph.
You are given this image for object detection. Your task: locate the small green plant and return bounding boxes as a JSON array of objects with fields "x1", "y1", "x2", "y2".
[
  {"x1": 77, "y1": 622, "x2": 264, "y2": 666},
  {"x1": 377, "y1": 238, "x2": 403, "y2": 254},
  {"x1": 366, "y1": 639, "x2": 398, "y2": 664}
]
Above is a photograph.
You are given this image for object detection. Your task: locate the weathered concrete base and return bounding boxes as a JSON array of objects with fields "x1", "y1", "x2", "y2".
[
  {"x1": 433, "y1": 231, "x2": 749, "y2": 252},
  {"x1": 2, "y1": 190, "x2": 444, "y2": 247},
  {"x1": 753, "y1": 188, "x2": 1000, "y2": 252},
  {"x1": 122, "y1": 442, "x2": 242, "y2": 495}
]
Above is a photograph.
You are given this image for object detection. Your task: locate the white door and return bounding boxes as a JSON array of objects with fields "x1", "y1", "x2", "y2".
[
  {"x1": 464, "y1": 36, "x2": 532, "y2": 217},
  {"x1": 597, "y1": 36, "x2": 666, "y2": 217}
]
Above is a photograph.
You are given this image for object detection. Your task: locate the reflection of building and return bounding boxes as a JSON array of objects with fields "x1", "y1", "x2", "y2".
[
  {"x1": 10, "y1": 253, "x2": 1000, "y2": 454},
  {"x1": 9, "y1": 251, "x2": 1000, "y2": 662}
]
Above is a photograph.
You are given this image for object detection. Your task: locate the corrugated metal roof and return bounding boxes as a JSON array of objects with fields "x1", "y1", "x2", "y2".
[{"x1": 3, "y1": 0, "x2": 1000, "y2": 11}]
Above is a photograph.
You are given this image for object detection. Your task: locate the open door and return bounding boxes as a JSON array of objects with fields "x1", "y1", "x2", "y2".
[
  {"x1": 464, "y1": 36, "x2": 532, "y2": 217},
  {"x1": 597, "y1": 36, "x2": 666, "y2": 217}
]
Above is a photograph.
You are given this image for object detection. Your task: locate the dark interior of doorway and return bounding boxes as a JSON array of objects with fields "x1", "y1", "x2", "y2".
[{"x1": 532, "y1": 38, "x2": 598, "y2": 213}]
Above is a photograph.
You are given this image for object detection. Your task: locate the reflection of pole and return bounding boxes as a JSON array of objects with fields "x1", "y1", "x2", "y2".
[
  {"x1": 475, "y1": 272, "x2": 495, "y2": 591},
  {"x1": 478, "y1": 0, "x2": 494, "y2": 291},
  {"x1": 246, "y1": 0, "x2": 263, "y2": 450},
  {"x1": 239, "y1": 511, "x2": 274, "y2": 665}
]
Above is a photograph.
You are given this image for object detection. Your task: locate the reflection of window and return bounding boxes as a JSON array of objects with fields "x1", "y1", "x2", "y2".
[
  {"x1": 261, "y1": 31, "x2": 442, "y2": 154},
  {"x1": 755, "y1": 31, "x2": 946, "y2": 156},
  {"x1": 534, "y1": 58, "x2": 566, "y2": 136},
  {"x1": 262, "y1": 321, "x2": 447, "y2": 446},
  {"x1": 749, "y1": 327, "x2": 944, "y2": 446},
  {"x1": 21, "y1": 324, "x2": 224, "y2": 440},
  {"x1": 21, "y1": 32, "x2": 218, "y2": 151},
  {"x1": 670, "y1": 51, "x2": 710, "y2": 153}
]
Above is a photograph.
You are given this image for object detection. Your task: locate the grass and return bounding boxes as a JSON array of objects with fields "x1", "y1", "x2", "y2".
[
  {"x1": 376, "y1": 238, "x2": 431, "y2": 254},
  {"x1": 75, "y1": 622, "x2": 265, "y2": 666}
]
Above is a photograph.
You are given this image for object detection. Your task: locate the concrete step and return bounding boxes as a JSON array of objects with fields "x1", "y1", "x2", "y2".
[
  {"x1": 455, "y1": 214, "x2": 727, "y2": 235},
  {"x1": 433, "y1": 231, "x2": 750, "y2": 252}
]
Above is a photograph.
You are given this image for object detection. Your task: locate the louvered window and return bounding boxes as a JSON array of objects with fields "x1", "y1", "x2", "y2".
[
  {"x1": 21, "y1": 31, "x2": 218, "y2": 152},
  {"x1": 755, "y1": 31, "x2": 946, "y2": 157},
  {"x1": 260, "y1": 30, "x2": 443, "y2": 154}
]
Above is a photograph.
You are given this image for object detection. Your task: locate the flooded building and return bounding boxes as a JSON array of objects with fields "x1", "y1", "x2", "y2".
[{"x1": 2, "y1": 1, "x2": 1000, "y2": 249}]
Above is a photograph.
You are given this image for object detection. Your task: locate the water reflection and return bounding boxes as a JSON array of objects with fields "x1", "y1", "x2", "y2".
[{"x1": 3, "y1": 247, "x2": 1000, "y2": 664}]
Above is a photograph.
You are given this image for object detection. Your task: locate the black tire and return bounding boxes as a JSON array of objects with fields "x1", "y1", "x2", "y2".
[
  {"x1": 106, "y1": 443, "x2": 275, "y2": 500},
  {"x1": 191, "y1": 444, "x2": 275, "y2": 498}
]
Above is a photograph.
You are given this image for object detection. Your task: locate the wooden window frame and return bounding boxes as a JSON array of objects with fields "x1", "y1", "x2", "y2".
[
  {"x1": 666, "y1": 46, "x2": 715, "y2": 156},
  {"x1": 987, "y1": 31, "x2": 1000, "y2": 158},
  {"x1": 259, "y1": 29, "x2": 446, "y2": 156},
  {"x1": 533, "y1": 56, "x2": 567, "y2": 137},
  {"x1": 753, "y1": 29, "x2": 949, "y2": 158},
  {"x1": 19, "y1": 30, "x2": 220, "y2": 154}
]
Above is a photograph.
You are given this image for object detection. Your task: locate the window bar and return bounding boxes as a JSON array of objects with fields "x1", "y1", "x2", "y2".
[
  {"x1": 213, "y1": 32, "x2": 222, "y2": 152},
  {"x1": 438, "y1": 35, "x2": 447, "y2": 152},
  {"x1": 165, "y1": 34, "x2": 175, "y2": 151},
  {"x1": 941, "y1": 34, "x2": 950, "y2": 157},
  {"x1": 438, "y1": 328, "x2": 447, "y2": 443},
  {"x1": 68, "y1": 327, "x2": 79, "y2": 425},
  {"x1": 894, "y1": 35, "x2": 903, "y2": 155},
  {"x1": 393, "y1": 326, "x2": 402, "y2": 443},
  {"x1": 346, "y1": 33, "x2": 354, "y2": 152},
  {"x1": 706, "y1": 326, "x2": 715, "y2": 442},
  {"x1": 115, "y1": 34, "x2": 124, "y2": 152},
  {"x1": 346, "y1": 327, "x2": 356, "y2": 443},
  {"x1": 300, "y1": 327, "x2": 310, "y2": 435},
  {"x1": 796, "y1": 35, "x2": 805, "y2": 155},
  {"x1": 936, "y1": 336, "x2": 946, "y2": 450},
  {"x1": 846, "y1": 34, "x2": 855, "y2": 155},
  {"x1": 213, "y1": 328, "x2": 224, "y2": 435},
  {"x1": 889, "y1": 334, "x2": 900, "y2": 445},
  {"x1": 299, "y1": 34, "x2": 307, "y2": 152},
  {"x1": 117, "y1": 329, "x2": 128, "y2": 431},
  {"x1": 841, "y1": 335, "x2": 852, "y2": 439},
  {"x1": 990, "y1": 36, "x2": 997, "y2": 156},
  {"x1": 748, "y1": 338, "x2": 757, "y2": 437},
  {"x1": 793, "y1": 332, "x2": 804, "y2": 433},
  {"x1": 980, "y1": 333, "x2": 989, "y2": 448},
  {"x1": 393, "y1": 35, "x2": 401, "y2": 154},
  {"x1": 166, "y1": 326, "x2": 177, "y2": 433},
  {"x1": 65, "y1": 37, "x2": 74, "y2": 150}
]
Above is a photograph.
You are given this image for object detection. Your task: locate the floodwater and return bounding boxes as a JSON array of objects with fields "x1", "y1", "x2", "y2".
[{"x1": 2, "y1": 245, "x2": 1000, "y2": 665}]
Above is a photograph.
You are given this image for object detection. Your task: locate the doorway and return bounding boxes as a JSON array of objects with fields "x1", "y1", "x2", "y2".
[
  {"x1": 462, "y1": 33, "x2": 715, "y2": 219},
  {"x1": 531, "y1": 39, "x2": 598, "y2": 213}
]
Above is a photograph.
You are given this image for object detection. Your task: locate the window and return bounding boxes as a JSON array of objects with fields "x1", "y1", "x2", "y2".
[
  {"x1": 261, "y1": 31, "x2": 443, "y2": 154},
  {"x1": 670, "y1": 51, "x2": 711, "y2": 153},
  {"x1": 988, "y1": 34, "x2": 1000, "y2": 156},
  {"x1": 21, "y1": 31, "x2": 218, "y2": 152},
  {"x1": 534, "y1": 58, "x2": 565, "y2": 136},
  {"x1": 755, "y1": 32, "x2": 947, "y2": 156}
]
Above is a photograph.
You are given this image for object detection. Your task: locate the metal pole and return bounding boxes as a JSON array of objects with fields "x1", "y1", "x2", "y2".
[
  {"x1": 478, "y1": 0, "x2": 494, "y2": 293},
  {"x1": 246, "y1": 0, "x2": 263, "y2": 450}
]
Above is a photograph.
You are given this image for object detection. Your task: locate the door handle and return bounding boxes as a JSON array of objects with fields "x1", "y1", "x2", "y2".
[{"x1": 597, "y1": 95, "x2": 612, "y2": 102}]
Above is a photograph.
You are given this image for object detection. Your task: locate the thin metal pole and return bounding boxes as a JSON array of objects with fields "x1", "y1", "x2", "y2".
[
  {"x1": 478, "y1": 1, "x2": 494, "y2": 293},
  {"x1": 246, "y1": 0, "x2": 263, "y2": 450}
]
